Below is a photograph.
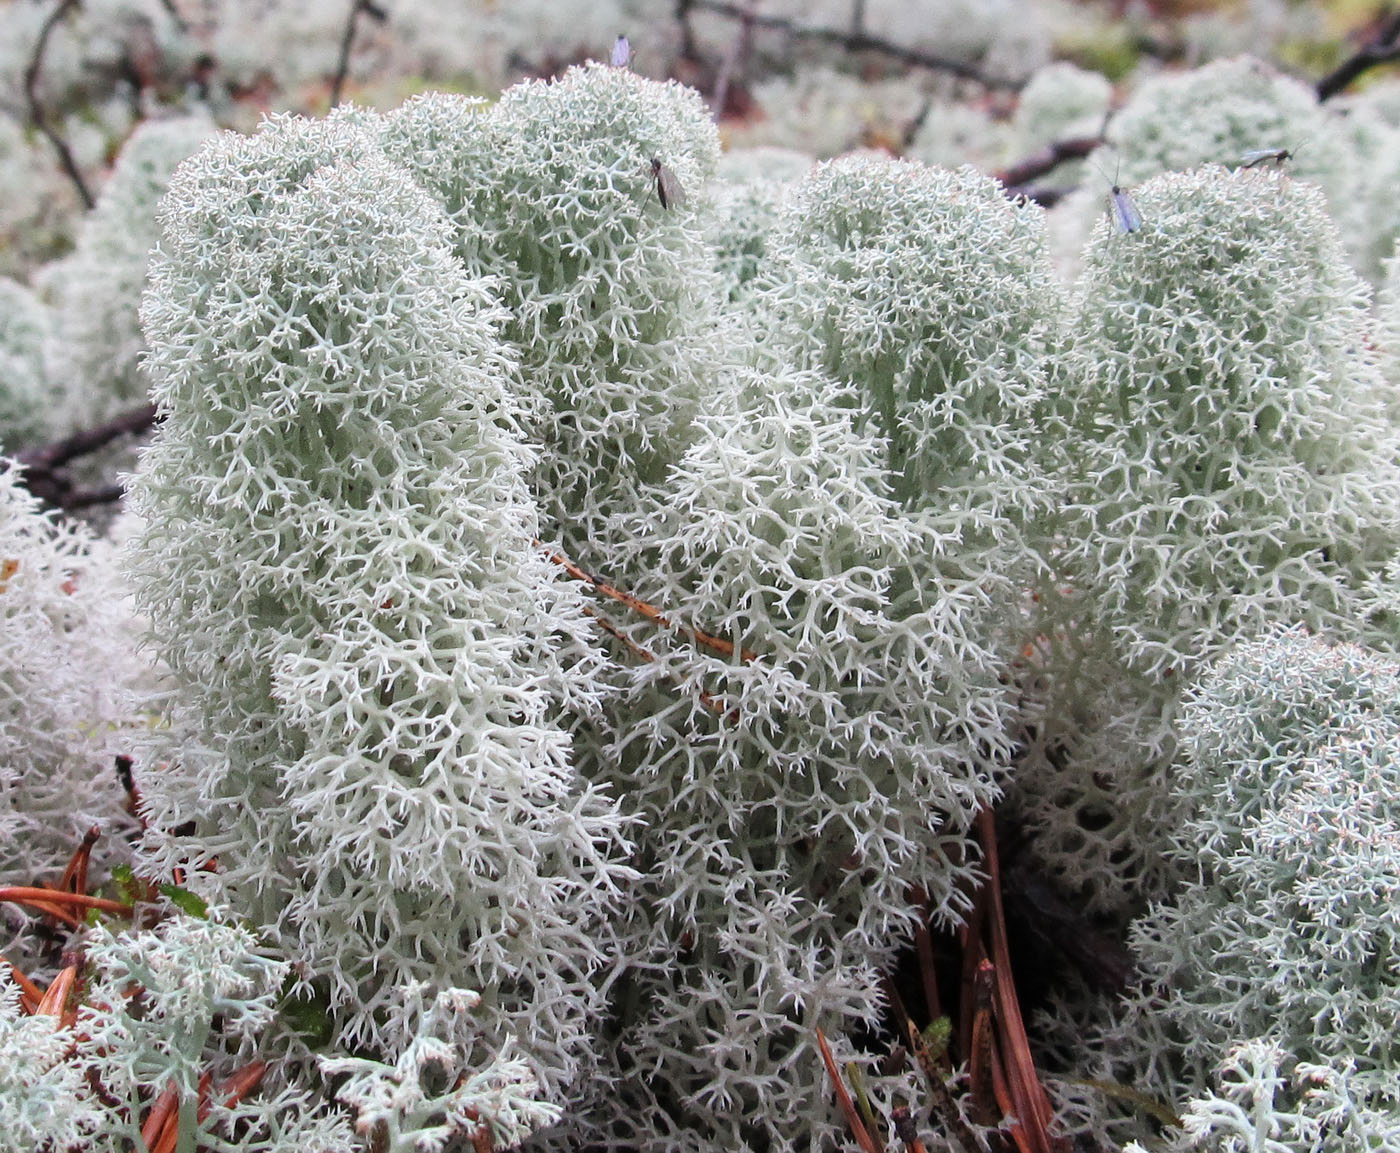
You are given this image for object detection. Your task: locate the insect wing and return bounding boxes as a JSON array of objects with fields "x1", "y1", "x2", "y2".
[
  {"x1": 610, "y1": 35, "x2": 631, "y2": 67},
  {"x1": 1109, "y1": 187, "x2": 1142, "y2": 234},
  {"x1": 652, "y1": 159, "x2": 686, "y2": 210}
]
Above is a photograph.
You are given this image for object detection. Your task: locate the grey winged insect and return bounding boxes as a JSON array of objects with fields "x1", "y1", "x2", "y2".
[
  {"x1": 1094, "y1": 156, "x2": 1142, "y2": 235},
  {"x1": 610, "y1": 34, "x2": 631, "y2": 68},
  {"x1": 1240, "y1": 146, "x2": 1294, "y2": 169},
  {"x1": 650, "y1": 157, "x2": 686, "y2": 210},
  {"x1": 1109, "y1": 182, "x2": 1142, "y2": 234}
]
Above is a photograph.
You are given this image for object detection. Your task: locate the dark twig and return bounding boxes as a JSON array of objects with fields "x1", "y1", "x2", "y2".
[
  {"x1": 1005, "y1": 185, "x2": 1071, "y2": 209},
  {"x1": 898, "y1": 93, "x2": 935, "y2": 153},
  {"x1": 674, "y1": 0, "x2": 702, "y2": 65},
  {"x1": 328, "y1": 0, "x2": 388, "y2": 108},
  {"x1": 994, "y1": 135, "x2": 1101, "y2": 190},
  {"x1": 1317, "y1": 9, "x2": 1400, "y2": 101},
  {"x1": 710, "y1": 0, "x2": 757, "y2": 121},
  {"x1": 14, "y1": 402, "x2": 160, "y2": 510},
  {"x1": 685, "y1": 0, "x2": 1024, "y2": 90},
  {"x1": 23, "y1": 0, "x2": 93, "y2": 210},
  {"x1": 62, "y1": 483, "x2": 129, "y2": 510},
  {"x1": 154, "y1": 0, "x2": 188, "y2": 34},
  {"x1": 16, "y1": 402, "x2": 160, "y2": 474}
]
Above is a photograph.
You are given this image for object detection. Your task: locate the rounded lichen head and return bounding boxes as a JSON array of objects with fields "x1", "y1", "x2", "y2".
[
  {"x1": 757, "y1": 154, "x2": 1062, "y2": 527},
  {"x1": 380, "y1": 65, "x2": 727, "y2": 561},
  {"x1": 1114, "y1": 629, "x2": 1400, "y2": 1127},
  {"x1": 1054, "y1": 164, "x2": 1400, "y2": 682},
  {"x1": 129, "y1": 111, "x2": 634, "y2": 1088}
]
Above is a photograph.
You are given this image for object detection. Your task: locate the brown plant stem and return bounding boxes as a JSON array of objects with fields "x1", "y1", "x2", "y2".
[
  {"x1": 0, "y1": 887, "x2": 134, "y2": 917},
  {"x1": 683, "y1": 0, "x2": 1024, "y2": 90},
  {"x1": 329, "y1": 0, "x2": 388, "y2": 108},
  {"x1": 15, "y1": 402, "x2": 161, "y2": 510},
  {"x1": 1317, "y1": 9, "x2": 1400, "y2": 101},
  {"x1": 994, "y1": 136, "x2": 1101, "y2": 189},
  {"x1": 23, "y1": 0, "x2": 93, "y2": 210},
  {"x1": 538, "y1": 541, "x2": 758, "y2": 664},
  {"x1": 816, "y1": 1028, "x2": 882, "y2": 1153}
]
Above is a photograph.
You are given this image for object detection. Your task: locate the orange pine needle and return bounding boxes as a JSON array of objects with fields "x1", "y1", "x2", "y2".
[
  {"x1": 0, "y1": 887, "x2": 132, "y2": 917},
  {"x1": 539, "y1": 541, "x2": 759, "y2": 664},
  {"x1": 585, "y1": 607, "x2": 735, "y2": 720},
  {"x1": 34, "y1": 963, "x2": 79, "y2": 1018},
  {"x1": 141, "y1": 1082, "x2": 179, "y2": 1151},
  {"x1": 59, "y1": 826, "x2": 101, "y2": 894},
  {"x1": 815, "y1": 1028, "x2": 882, "y2": 1153},
  {"x1": 967, "y1": 959, "x2": 1000, "y2": 1126},
  {"x1": 974, "y1": 808, "x2": 1069, "y2": 1153},
  {"x1": 199, "y1": 1061, "x2": 267, "y2": 1121},
  {"x1": 4, "y1": 959, "x2": 44, "y2": 1013}
]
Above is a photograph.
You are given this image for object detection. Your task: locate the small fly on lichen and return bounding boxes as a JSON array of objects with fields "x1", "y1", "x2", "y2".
[
  {"x1": 1094, "y1": 158, "x2": 1142, "y2": 235},
  {"x1": 650, "y1": 157, "x2": 686, "y2": 210},
  {"x1": 1108, "y1": 181, "x2": 1142, "y2": 234},
  {"x1": 1239, "y1": 146, "x2": 1294, "y2": 169},
  {"x1": 610, "y1": 34, "x2": 631, "y2": 68}
]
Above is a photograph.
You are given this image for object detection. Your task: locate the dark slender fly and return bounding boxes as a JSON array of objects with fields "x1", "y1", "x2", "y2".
[
  {"x1": 650, "y1": 157, "x2": 686, "y2": 210},
  {"x1": 1239, "y1": 147, "x2": 1293, "y2": 169}
]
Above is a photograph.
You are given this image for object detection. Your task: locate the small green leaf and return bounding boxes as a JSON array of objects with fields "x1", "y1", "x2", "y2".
[
  {"x1": 160, "y1": 884, "x2": 208, "y2": 919},
  {"x1": 921, "y1": 1016, "x2": 952, "y2": 1060},
  {"x1": 111, "y1": 864, "x2": 141, "y2": 905},
  {"x1": 281, "y1": 984, "x2": 336, "y2": 1049}
]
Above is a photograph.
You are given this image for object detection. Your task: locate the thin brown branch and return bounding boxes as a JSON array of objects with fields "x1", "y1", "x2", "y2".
[
  {"x1": 585, "y1": 606, "x2": 733, "y2": 719},
  {"x1": 1317, "y1": 9, "x2": 1400, "y2": 101},
  {"x1": 887, "y1": 986, "x2": 981, "y2": 1153},
  {"x1": 538, "y1": 541, "x2": 759, "y2": 664},
  {"x1": 974, "y1": 808, "x2": 1070, "y2": 1153},
  {"x1": 4, "y1": 959, "x2": 45, "y2": 1013},
  {"x1": 23, "y1": 0, "x2": 93, "y2": 210},
  {"x1": 58, "y1": 826, "x2": 101, "y2": 895},
  {"x1": 329, "y1": 0, "x2": 388, "y2": 108},
  {"x1": 967, "y1": 958, "x2": 1000, "y2": 1126},
  {"x1": 17, "y1": 402, "x2": 160, "y2": 472},
  {"x1": 994, "y1": 135, "x2": 1101, "y2": 189},
  {"x1": 685, "y1": 0, "x2": 1025, "y2": 90},
  {"x1": 0, "y1": 886, "x2": 134, "y2": 917},
  {"x1": 816, "y1": 1028, "x2": 883, "y2": 1153},
  {"x1": 13, "y1": 401, "x2": 160, "y2": 510},
  {"x1": 710, "y1": 0, "x2": 757, "y2": 120},
  {"x1": 34, "y1": 962, "x2": 79, "y2": 1019}
]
